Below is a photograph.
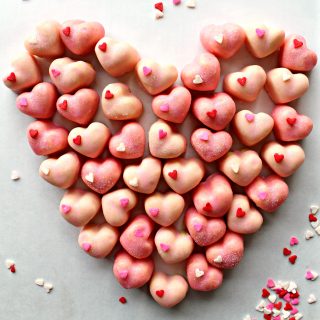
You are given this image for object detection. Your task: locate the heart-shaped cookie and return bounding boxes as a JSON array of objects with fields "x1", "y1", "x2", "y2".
[
  {"x1": 102, "y1": 188, "x2": 137, "y2": 227},
  {"x1": 95, "y1": 37, "x2": 140, "y2": 77},
  {"x1": 192, "y1": 92, "x2": 236, "y2": 131},
  {"x1": 181, "y1": 52, "x2": 221, "y2": 91},
  {"x1": 68, "y1": 122, "x2": 111, "y2": 158},
  {"x1": 145, "y1": 192, "x2": 185, "y2": 227},
  {"x1": 151, "y1": 86, "x2": 191, "y2": 123},
  {"x1": 101, "y1": 83, "x2": 143, "y2": 120},
  {"x1": 191, "y1": 128, "x2": 232, "y2": 162}
]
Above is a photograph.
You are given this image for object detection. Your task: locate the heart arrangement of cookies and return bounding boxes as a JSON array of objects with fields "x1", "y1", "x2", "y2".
[{"x1": 3, "y1": 20, "x2": 317, "y2": 308}]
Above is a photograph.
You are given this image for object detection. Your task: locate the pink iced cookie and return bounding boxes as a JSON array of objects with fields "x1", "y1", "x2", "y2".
[
  {"x1": 24, "y1": 20, "x2": 65, "y2": 58},
  {"x1": 192, "y1": 92, "x2": 236, "y2": 131},
  {"x1": 150, "y1": 272, "x2": 188, "y2": 308},
  {"x1": 261, "y1": 141, "x2": 305, "y2": 178},
  {"x1": 59, "y1": 188, "x2": 101, "y2": 227},
  {"x1": 113, "y1": 251, "x2": 154, "y2": 289},
  {"x1": 39, "y1": 152, "x2": 80, "y2": 189},
  {"x1": 120, "y1": 215, "x2": 154, "y2": 259},
  {"x1": 245, "y1": 175, "x2": 289, "y2": 212},
  {"x1": 81, "y1": 158, "x2": 122, "y2": 194},
  {"x1": 95, "y1": 37, "x2": 140, "y2": 77},
  {"x1": 193, "y1": 173, "x2": 233, "y2": 218},
  {"x1": 163, "y1": 158, "x2": 205, "y2": 194},
  {"x1": 68, "y1": 122, "x2": 111, "y2": 158},
  {"x1": 186, "y1": 253, "x2": 223, "y2": 291},
  {"x1": 155, "y1": 226, "x2": 194, "y2": 264},
  {"x1": 56, "y1": 88, "x2": 99, "y2": 125},
  {"x1": 191, "y1": 128, "x2": 232, "y2": 162},
  {"x1": 152, "y1": 86, "x2": 191, "y2": 124},
  {"x1": 149, "y1": 120, "x2": 186, "y2": 159},
  {"x1": 245, "y1": 25, "x2": 285, "y2": 58},
  {"x1": 223, "y1": 65, "x2": 267, "y2": 102},
  {"x1": 60, "y1": 20, "x2": 105, "y2": 55},
  {"x1": 78, "y1": 223, "x2": 118, "y2": 258},
  {"x1": 49, "y1": 57, "x2": 96, "y2": 94},
  {"x1": 227, "y1": 194, "x2": 263, "y2": 234},
  {"x1": 102, "y1": 188, "x2": 137, "y2": 227},
  {"x1": 280, "y1": 35, "x2": 317, "y2": 72},
  {"x1": 200, "y1": 23, "x2": 245, "y2": 59},
  {"x1": 123, "y1": 157, "x2": 161, "y2": 194},
  {"x1": 265, "y1": 68, "x2": 309, "y2": 104},
  {"x1": 109, "y1": 122, "x2": 145, "y2": 159},
  {"x1": 101, "y1": 83, "x2": 143, "y2": 120},
  {"x1": 272, "y1": 105, "x2": 313, "y2": 142},
  {"x1": 145, "y1": 192, "x2": 185, "y2": 227},
  {"x1": 3, "y1": 52, "x2": 42, "y2": 92},
  {"x1": 206, "y1": 231, "x2": 244, "y2": 269},
  {"x1": 185, "y1": 207, "x2": 226, "y2": 247},
  {"x1": 27, "y1": 120, "x2": 68, "y2": 156},
  {"x1": 135, "y1": 59, "x2": 178, "y2": 95},
  {"x1": 16, "y1": 82, "x2": 57, "y2": 119},
  {"x1": 181, "y1": 52, "x2": 220, "y2": 91},
  {"x1": 219, "y1": 149, "x2": 262, "y2": 187},
  {"x1": 232, "y1": 110, "x2": 274, "y2": 146}
]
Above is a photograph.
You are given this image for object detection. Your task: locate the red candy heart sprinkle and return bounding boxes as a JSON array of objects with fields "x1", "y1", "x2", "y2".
[
  {"x1": 73, "y1": 135, "x2": 82, "y2": 146},
  {"x1": 309, "y1": 214, "x2": 317, "y2": 222},
  {"x1": 203, "y1": 202, "x2": 213, "y2": 212},
  {"x1": 59, "y1": 100, "x2": 68, "y2": 110},
  {"x1": 236, "y1": 207, "x2": 246, "y2": 218},
  {"x1": 264, "y1": 315, "x2": 271, "y2": 320},
  {"x1": 293, "y1": 39, "x2": 303, "y2": 48},
  {"x1": 62, "y1": 26, "x2": 71, "y2": 37},
  {"x1": 119, "y1": 296, "x2": 127, "y2": 304},
  {"x1": 168, "y1": 170, "x2": 178, "y2": 180},
  {"x1": 237, "y1": 77, "x2": 247, "y2": 86},
  {"x1": 283, "y1": 248, "x2": 291, "y2": 256},
  {"x1": 274, "y1": 301, "x2": 282, "y2": 310},
  {"x1": 9, "y1": 264, "x2": 16, "y2": 273},
  {"x1": 154, "y1": 2, "x2": 164, "y2": 12},
  {"x1": 262, "y1": 288, "x2": 270, "y2": 298},
  {"x1": 99, "y1": 42, "x2": 107, "y2": 52},
  {"x1": 286, "y1": 117, "x2": 297, "y2": 126},
  {"x1": 29, "y1": 129, "x2": 38, "y2": 139},
  {"x1": 105, "y1": 90, "x2": 114, "y2": 99},
  {"x1": 156, "y1": 290, "x2": 164, "y2": 297},
  {"x1": 289, "y1": 255, "x2": 297, "y2": 264},
  {"x1": 206, "y1": 109, "x2": 217, "y2": 119},
  {"x1": 274, "y1": 153, "x2": 284, "y2": 163},
  {"x1": 7, "y1": 72, "x2": 16, "y2": 82},
  {"x1": 284, "y1": 303, "x2": 293, "y2": 311}
]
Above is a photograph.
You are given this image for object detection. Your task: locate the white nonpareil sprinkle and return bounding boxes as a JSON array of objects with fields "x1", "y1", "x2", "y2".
[
  {"x1": 195, "y1": 268, "x2": 204, "y2": 278},
  {"x1": 11, "y1": 170, "x2": 20, "y2": 180},
  {"x1": 116, "y1": 142, "x2": 126, "y2": 152},
  {"x1": 41, "y1": 167, "x2": 50, "y2": 176},
  {"x1": 214, "y1": 34, "x2": 224, "y2": 44},
  {"x1": 155, "y1": 9, "x2": 164, "y2": 19},
  {"x1": 192, "y1": 74, "x2": 203, "y2": 84},
  {"x1": 230, "y1": 162, "x2": 240, "y2": 174},
  {"x1": 255, "y1": 300, "x2": 266, "y2": 312},
  {"x1": 308, "y1": 293, "x2": 317, "y2": 304},
  {"x1": 186, "y1": 0, "x2": 196, "y2": 8},
  {"x1": 305, "y1": 229, "x2": 315, "y2": 240},
  {"x1": 35, "y1": 278, "x2": 45, "y2": 286},
  {"x1": 43, "y1": 282, "x2": 53, "y2": 293},
  {"x1": 5, "y1": 259, "x2": 15, "y2": 269},
  {"x1": 310, "y1": 205, "x2": 319, "y2": 214},
  {"x1": 268, "y1": 294, "x2": 277, "y2": 303},
  {"x1": 85, "y1": 172, "x2": 94, "y2": 183},
  {"x1": 213, "y1": 255, "x2": 222, "y2": 263},
  {"x1": 282, "y1": 71, "x2": 292, "y2": 82},
  {"x1": 129, "y1": 177, "x2": 139, "y2": 187}
]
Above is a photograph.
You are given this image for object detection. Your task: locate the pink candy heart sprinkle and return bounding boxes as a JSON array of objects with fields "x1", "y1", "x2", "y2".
[
  {"x1": 143, "y1": 66, "x2": 152, "y2": 76},
  {"x1": 134, "y1": 228, "x2": 144, "y2": 238},
  {"x1": 245, "y1": 113, "x2": 255, "y2": 122},
  {"x1": 19, "y1": 97, "x2": 28, "y2": 107},
  {"x1": 291, "y1": 307, "x2": 299, "y2": 315},
  {"x1": 290, "y1": 236, "x2": 299, "y2": 246},
  {"x1": 120, "y1": 198, "x2": 129, "y2": 208},
  {"x1": 51, "y1": 69, "x2": 61, "y2": 77},
  {"x1": 273, "y1": 316, "x2": 281, "y2": 320},
  {"x1": 284, "y1": 293, "x2": 291, "y2": 302},
  {"x1": 173, "y1": 0, "x2": 181, "y2": 5},
  {"x1": 82, "y1": 242, "x2": 92, "y2": 252},
  {"x1": 267, "y1": 278, "x2": 275, "y2": 288},
  {"x1": 119, "y1": 270, "x2": 128, "y2": 279},
  {"x1": 160, "y1": 243, "x2": 170, "y2": 252},
  {"x1": 61, "y1": 204, "x2": 71, "y2": 214},
  {"x1": 158, "y1": 129, "x2": 167, "y2": 140},
  {"x1": 256, "y1": 28, "x2": 265, "y2": 38},
  {"x1": 199, "y1": 131, "x2": 209, "y2": 141},
  {"x1": 193, "y1": 223, "x2": 203, "y2": 232},
  {"x1": 149, "y1": 208, "x2": 159, "y2": 217},
  {"x1": 258, "y1": 191, "x2": 267, "y2": 200},
  {"x1": 291, "y1": 298, "x2": 300, "y2": 305},
  {"x1": 160, "y1": 103, "x2": 170, "y2": 112},
  {"x1": 305, "y1": 271, "x2": 314, "y2": 280}
]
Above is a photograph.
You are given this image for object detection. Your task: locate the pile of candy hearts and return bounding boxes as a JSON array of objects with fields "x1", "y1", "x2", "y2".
[{"x1": 3, "y1": 20, "x2": 317, "y2": 308}]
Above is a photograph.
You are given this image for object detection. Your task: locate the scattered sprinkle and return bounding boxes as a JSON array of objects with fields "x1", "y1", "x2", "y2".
[
  {"x1": 173, "y1": 0, "x2": 181, "y2": 5},
  {"x1": 116, "y1": 142, "x2": 126, "y2": 152},
  {"x1": 290, "y1": 237, "x2": 299, "y2": 246},
  {"x1": 43, "y1": 282, "x2": 53, "y2": 293},
  {"x1": 245, "y1": 113, "x2": 255, "y2": 122},
  {"x1": 268, "y1": 294, "x2": 277, "y2": 303},
  {"x1": 62, "y1": 26, "x2": 71, "y2": 37},
  {"x1": 129, "y1": 177, "x2": 139, "y2": 187},
  {"x1": 119, "y1": 296, "x2": 127, "y2": 304},
  {"x1": 192, "y1": 74, "x2": 203, "y2": 84},
  {"x1": 156, "y1": 289, "x2": 165, "y2": 297},
  {"x1": 29, "y1": 129, "x2": 38, "y2": 139},
  {"x1": 274, "y1": 153, "x2": 284, "y2": 163},
  {"x1": 85, "y1": 172, "x2": 94, "y2": 183},
  {"x1": 61, "y1": 204, "x2": 71, "y2": 214},
  {"x1": 309, "y1": 214, "x2": 317, "y2": 222},
  {"x1": 262, "y1": 288, "x2": 270, "y2": 298},
  {"x1": 256, "y1": 28, "x2": 265, "y2": 38},
  {"x1": 282, "y1": 71, "x2": 292, "y2": 82},
  {"x1": 73, "y1": 135, "x2": 82, "y2": 146},
  {"x1": 120, "y1": 198, "x2": 129, "y2": 208},
  {"x1": 193, "y1": 223, "x2": 202, "y2": 232},
  {"x1": 41, "y1": 167, "x2": 50, "y2": 176},
  {"x1": 315, "y1": 225, "x2": 320, "y2": 235},
  {"x1": 19, "y1": 97, "x2": 28, "y2": 107},
  {"x1": 98, "y1": 42, "x2": 107, "y2": 52},
  {"x1": 134, "y1": 228, "x2": 144, "y2": 238},
  {"x1": 288, "y1": 255, "x2": 297, "y2": 265},
  {"x1": 155, "y1": 9, "x2": 164, "y2": 19},
  {"x1": 158, "y1": 129, "x2": 167, "y2": 139},
  {"x1": 310, "y1": 205, "x2": 319, "y2": 214},
  {"x1": 203, "y1": 202, "x2": 212, "y2": 212},
  {"x1": 82, "y1": 242, "x2": 92, "y2": 252},
  {"x1": 308, "y1": 294, "x2": 317, "y2": 304},
  {"x1": 237, "y1": 77, "x2": 247, "y2": 86},
  {"x1": 286, "y1": 117, "x2": 296, "y2": 126},
  {"x1": 154, "y1": 2, "x2": 163, "y2": 11},
  {"x1": 267, "y1": 278, "x2": 276, "y2": 289},
  {"x1": 160, "y1": 103, "x2": 170, "y2": 112},
  {"x1": 214, "y1": 34, "x2": 224, "y2": 44},
  {"x1": 186, "y1": 0, "x2": 196, "y2": 8},
  {"x1": 305, "y1": 229, "x2": 314, "y2": 240},
  {"x1": 236, "y1": 207, "x2": 246, "y2": 218},
  {"x1": 256, "y1": 299, "x2": 267, "y2": 312},
  {"x1": 283, "y1": 248, "x2": 292, "y2": 256},
  {"x1": 149, "y1": 208, "x2": 159, "y2": 217},
  {"x1": 168, "y1": 170, "x2": 178, "y2": 180},
  {"x1": 105, "y1": 90, "x2": 114, "y2": 99},
  {"x1": 59, "y1": 100, "x2": 68, "y2": 110},
  {"x1": 214, "y1": 255, "x2": 223, "y2": 263},
  {"x1": 51, "y1": 69, "x2": 61, "y2": 77},
  {"x1": 7, "y1": 72, "x2": 16, "y2": 82},
  {"x1": 11, "y1": 170, "x2": 20, "y2": 180},
  {"x1": 206, "y1": 109, "x2": 217, "y2": 119},
  {"x1": 143, "y1": 66, "x2": 152, "y2": 76},
  {"x1": 293, "y1": 39, "x2": 303, "y2": 49},
  {"x1": 195, "y1": 268, "x2": 205, "y2": 278},
  {"x1": 160, "y1": 243, "x2": 170, "y2": 252},
  {"x1": 231, "y1": 162, "x2": 240, "y2": 173},
  {"x1": 119, "y1": 270, "x2": 128, "y2": 279},
  {"x1": 305, "y1": 270, "x2": 318, "y2": 281},
  {"x1": 35, "y1": 278, "x2": 45, "y2": 286},
  {"x1": 199, "y1": 131, "x2": 209, "y2": 141}
]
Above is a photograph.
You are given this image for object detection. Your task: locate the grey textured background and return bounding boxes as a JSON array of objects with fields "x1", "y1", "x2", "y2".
[{"x1": 0, "y1": 0, "x2": 319, "y2": 319}]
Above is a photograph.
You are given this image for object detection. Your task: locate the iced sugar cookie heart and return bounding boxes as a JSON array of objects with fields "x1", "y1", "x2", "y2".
[
  {"x1": 3, "y1": 52, "x2": 42, "y2": 92},
  {"x1": 16, "y1": 82, "x2": 57, "y2": 119},
  {"x1": 272, "y1": 105, "x2": 313, "y2": 142},
  {"x1": 185, "y1": 207, "x2": 226, "y2": 247},
  {"x1": 119, "y1": 215, "x2": 154, "y2": 259},
  {"x1": 145, "y1": 192, "x2": 185, "y2": 227},
  {"x1": 24, "y1": 20, "x2": 65, "y2": 58},
  {"x1": 152, "y1": 86, "x2": 191, "y2": 123},
  {"x1": 261, "y1": 141, "x2": 305, "y2": 177},
  {"x1": 59, "y1": 188, "x2": 101, "y2": 227},
  {"x1": 191, "y1": 128, "x2": 232, "y2": 162},
  {"x1": 95, "y1": 37, "x2": 140, "y2": 77},
  {"x1": 232, "y1": 110, "x2": 274, "y2": 146},
  {"x1": 49, "y1": 57, "x2": 95, "y2": 94},
  {"x1": 68, "y1": 122, "x2": 111, "y2": 158},
  {"x1": 109, "y1": 122, "x2": 145, "y2": 159},
  {"x1": 200, "y1": 23, "x2": 245, "y2": 59},
  {"x1": 113, "y1": 251, "x2": 154, "y2": 289},
  {"x1": 223, "y1": 65, "x2": 267, "y2": 102},
  {"x1": 227, "y1": 194, "x2": 263, "y2": 234},
  {"x1": 81, "y1": 158, "x2": 122, "y2": 194},
  {"x1": 246, "y1": 175, "x2": 289, "y2": 212},
  {"x1": 206, "y1": 231, "x2": 244, "y2": 269},
  {"x1": 56, "y1": 88, "x2": 99, "y2": 125},
  {"x1": 27, "y1": 120, "x2": 68, "y2": 156},
  {"x1": 39, "y1": 152, "x2": 80, "y2": 189},
  {"x1": 163, "y1": 158, "x2": 205, "y2": 194},
  {"x1": 193, "y1": 173, "x2": 233, "y2": 218},
  {"x1": 135, "y1": 59, "x2": 178, "y2": 95},
  {"x1": 150, "y1": 272, "x2": 188, "y2": 308},
  {"x1": 78, "y1": 223, "x2": 118, "y2": 258},
  {"x1": 265, "y1": 68, "x2": 309, "y2": 104},
  {"x1": 155, "y1": 227, "x2": 194, "y2": 264},
  {"x1": 60, "y1": 20, "x2": 105, "y2": 55},
  {"x1": 186, "y1": 253, "x2": 223, "y2": 292},
  {"x1": 149, "y1": 120, "x2": 186, "y2": 159},
  {"x1": 101, "y1": 83, "x2": 143, "y2": 120},
  {"x1": 181, "y1": 52, "x2": 220, "y2": 91},
  {"x1": 192, "y1": 92, "x2": 236, "y2": 131},
  {"x1": 123, "y1": 157, "x2": 161, "y2": 194},
  {"x1": 219, "y1": 149, "x2": 262, "y2": 187},
  {"x1": 280, "y1": 35, "x2": 317, "y2": 72},
  {"x1": 102, "y1": 188, "x2": 137, "y2": 227},
  {"x1": 245, "y1": 24, "x2": 285, "y2": 58}
]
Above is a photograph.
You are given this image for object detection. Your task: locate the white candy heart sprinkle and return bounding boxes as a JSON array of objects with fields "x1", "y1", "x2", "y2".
[
  {"x1": 155, "y1": 9, "x2": 164, "y2": 19},
  {"x1": 287, "y1": 281, "x2": 297, "y2": 292},
  {"x1": 186, "y1": 0, "x2": 196, "y2": 8},
  {"x1": 305, "y1": 229, "x2": 314, "y2": 240},
  {"x1": 35, "y1": 278, "x2": 45, "y2": 286},
  {"x1": 44, "y1": 282, "x2": 53, "y2": 293},
  {"x1": 230, "y1": 162, "x2": 240, "y2": 173},
  {"x1": 263, "y1": 307, "x2": 272, "y2": 315},
  {"x1": 311, "y1": 220, "x2": 319, "y2": 229},
  {"x1": 282, "y1": 71, "x2": 292, "y2": 82},
  {"x1": 213, "y1": 255, "x2": 223, "y2": 263},
  {"x1": 5, "y1": 259, "x2": 15, "y2": 269},
  {"x1": 41, "y1": 167, "x2": 50, "y2": 176},
  {"x1": 116, "y1": 142, "x2": 126, "y2": 152},
  {"x1": 85, "y1": 172, "x2": 94, "y2": 183},
  {"x1": 195, "y1": 268, "x2": 205, "y2": 278},
  {"x1": 10, "y1": 170, "x2": 20, "y2": 180},
  {"x1": 243, "y1": 315, "x2": 251, "y2": 320},
  {"x1": 272, "y1": 309, "x2": 281, "y2": 316},
  {"x1": 129, "y1": 177, "x2": 139, "y2": 187},
  {"x1": 282, "y1": 310, "x2": 291, "y2": 319},
  {"x1": 214, "y1": 34, "x2": 224, "y2": 44},
  {"x1": 192, "y1": 74, "x2": 203, "y2": 84},
  {"x1": 308, "y1": 293, "x2": 317, "y2": 304},
  {"x1": 255, "y1": 300, "x2": 266, "y2": 312},
  {"x1": 295, "y1": 313, "x2": 303, "y2": 320},
  {"x1": 310, "y1": 205, "x2": 319, "y2": 214},
  {"x1": 268, "y1": 294, "x2": 277, "y2": 303},
  {"x1": 315, "y1": 225, "x2": 320, "y2": 235}
]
